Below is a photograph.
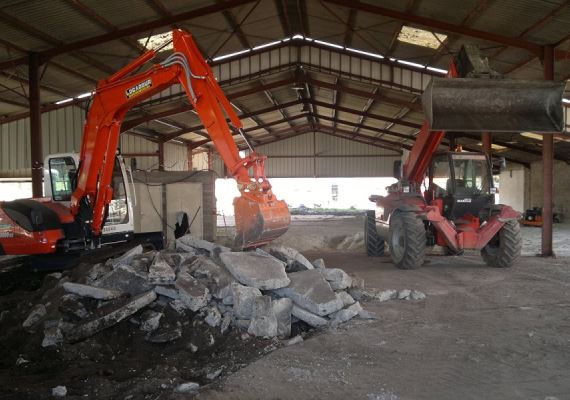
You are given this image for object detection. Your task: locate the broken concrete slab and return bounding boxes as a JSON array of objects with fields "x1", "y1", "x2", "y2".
[
  {"x1": 148, "y1": 253, "x2": 176, "y2": 285},
  {"x1": 140, "y1": 310, "x2": 162, "y2": 332},
  {"x1": 273, "y1": 297, "x2": 293, "y2": 337},
  {"x1": 273, "y1": 269, "x2": 343, "y2": 316},
  {"x1": 330, "y1": 302, "x2": 363, "y2": 324},
  {"x1": 176, "y1": 235, "x2": 230, "y2": 256},
  {"x1": 86, "y1": 263, "x2": 111, "y2": 284},
  {"x1": 336, "y1": 291, "x2": 356, "y2": 308},
  {"x1": 160, "y1": 252, "x2": 195, "y2": 270},
  {"x1": 175, "y1": 272, "x2": 211, "y2": 311},
  {"x1": 62, "y1": 282, "x2": 122, "y2": 300},
  {"x1": 169, "y1": 300, "x2": 187, "y2": 314},
  {"x1": 220, "y1": 252, "x2": 289, "y2": 290},
  {"x1": 372, "y1": 289, "x2": 398, "y2": 302},
  {"x1": 189, "y1": 256, "x2": 235, "y2": 299},
  {"x1": 22, "y1": 304, "x2": 46, "y2": 329},
  {"x1": 248, "y1": 296, "x2": 278, "y2": 337},
  {"x1": 312, "y1": 258, "x2": 325, "y2": 269},
  {"x1": 65, "y1": 290, "x2": 157, "y2": 343},
  {"x1": 234, "y1": 319, "x2": 251, "y2": 331},
  {"x1": 358, "y1": 309, "x2": 378, "y2": 320},
  {"x1": 220, "y1": 312, "x2": 232, "y2": 334},
  {"x1": 52, "y1": 386, "x2": 67, "y2": 397},
  {"x1": 231, "y1": 283, "x2": 262, "y2": 319},
  {"x1": 108, "y1": 244, "x2": 143, "y2": 268},
  {"x1": 319, "y1": 268, "x2": 352, "y2": 290},
  {"x1": 94, "y1": 264, "x2": 152, "y2": 296},
  {"x1": 154, "y1": 285, "x2": 179, "y2": 299},
  {"x1": 286, "y1": 335, "x2": 304, "y2": 346},
  {"x1": 291, "y1": 304, "x2": 328, "y2": 327},
  {"x1": 268, "y1": 245, "x2": 314, "y2": 272},
  {"x1": 205, "y1": 305, "x2": 222, "y2": 328}
]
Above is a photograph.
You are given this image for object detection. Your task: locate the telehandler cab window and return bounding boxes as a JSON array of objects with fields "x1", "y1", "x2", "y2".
[
  {"x1": 452, "y1": 157, "x2": 490, "y2": 195},
  {"x1": 49, "y1": 157, "x2": 76, "y2": 201},
  {"x1": 431, "y1": 158, "x2": 450, "y2": 197}
]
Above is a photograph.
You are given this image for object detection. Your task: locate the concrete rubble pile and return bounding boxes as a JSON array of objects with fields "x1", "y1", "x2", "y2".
[{"x1": 22, "y1": 236, "x2": 393, "y2": 350}]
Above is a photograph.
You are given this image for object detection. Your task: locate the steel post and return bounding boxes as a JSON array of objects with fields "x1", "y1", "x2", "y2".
[
  {"x1": 482, "y1": 132, "x2": 492, "y2": 156},
  {"x1": 29, "y1": 52, "x2": 43, "y2": 197},
  {"x1": 542, "y1": 45, "x2": 555, "y2": 256}
]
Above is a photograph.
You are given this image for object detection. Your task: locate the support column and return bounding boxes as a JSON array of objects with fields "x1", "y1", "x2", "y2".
[
  {"x1": 481, "y1": 132, "x2": 492, "y2": 157},
  {"x1": 542, "y1": 45, "x2": 555, "y2": 257},
  {"x1": 158, "y1": 142, "x2": 165, "y2": 171},
  {"x1": 187, "y1": 145, "x2": 193, "y2": 171},
  {"x1": 448, "y1": 133, "x2": 456, "y2": 150},
  {"x1": 29, "y1": 52, "x2": 43, "y2": 197}
]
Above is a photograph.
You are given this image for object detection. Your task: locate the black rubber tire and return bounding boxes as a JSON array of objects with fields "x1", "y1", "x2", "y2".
[
  {"x1": 481, "y1": 220, "x2": 522, "y2": 268},
  {"x1": 388, "y1": 212, "x2": 426, "y2": 269},
  {"x1": 364, "y1": 210, "x2": 385, "y2": 256}
]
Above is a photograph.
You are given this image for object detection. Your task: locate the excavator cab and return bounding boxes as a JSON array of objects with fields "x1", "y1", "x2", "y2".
[{"x1": 428, "y1": 152, "x2": 495, "y2": 221}]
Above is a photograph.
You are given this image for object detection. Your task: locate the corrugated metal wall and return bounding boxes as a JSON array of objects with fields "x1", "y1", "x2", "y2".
[
  {"x1": 212, "y1": 132, "x2": 400, "y2": 178},
  {"x1": 1, "y1": 105, "x2": 85, "y2": 178},
  {"x1": 0, "y1": 108, "x2": 189, "y2": 178}
]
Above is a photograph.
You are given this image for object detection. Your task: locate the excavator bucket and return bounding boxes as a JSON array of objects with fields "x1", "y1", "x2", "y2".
[
  {"x1": 422, "y1": 78, "x2": 565, "y2": 132},
  {"x1": 233, "y1": 196, "x2": 291, "y2": 249}
]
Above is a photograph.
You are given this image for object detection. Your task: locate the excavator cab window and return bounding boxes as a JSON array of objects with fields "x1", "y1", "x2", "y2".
[
  {"x1": 49, "y1": 157, "x2": 76, "y2": 201},
  {"x1": 105, "y1": 159, "x2": 129, "y2": 226}
]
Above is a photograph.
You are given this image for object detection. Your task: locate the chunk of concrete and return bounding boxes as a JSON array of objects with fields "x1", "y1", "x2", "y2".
[
  {"x1": 176, "y1": 235, "x2": 230, "y2": 256},
  {"x1": 234, "y1": 319, "x2": 251, "y2": 331},
  {"x1": 286, "y1": 335, "x2": 304, "y2": 346},
  {"x1": 374, "y1": 289, "x2": 398, "y2": 302},
  {"x1": 174, "y1": 382, "x2": 199, "y2": 394},
  {"x1": 42, "y1": 319, "x2": 64, "y2": 347},
  {"x1": 22, "y1": 304, "x2": 46, "y2": 329},
  {"x1": 319, "y1": 268, "x2": 352, "y2": 291},
  {"x1": 358, "y1": 309, "x2": 378, "y2": 320},
  {"x1": 94, "y1": 264, "x2": 152, "y2": 296},
  {"x1": 330, "y1": 302, "x2": 363, "y2": 324},
  {"x1": 397, "y1": 289, "x2": 412, "y2": 300},
  {"x1": 248, "y1": 296, "x2": 278, "y2": 337},
  {"x1": 231, "y1": 282, "x2": 262, "y2": 319},
  {"x1": 268, "y1": 245, "x2": 314, "y2": 272},
  {"x1": 205, "y1": 305, "x2": 222, "y2": 328},
  {"x1": 59, "y1": 294, "x2": 89, "y2": 320},
  {"x1": 148, "y1": 253, "x2": 176, "y2": 285},
  {"x1": 145, "y1": 326, "x2": 182, "y2": 343},
  {"x1": 154, "y1": 285, "x2": 179, "y2": 299},
  {"x1": 312, "y1": 258, "x2": 325, "y2": 269},
  {"x1": 169, "y1": 300, "x2": 187, "y2": 314},
  {"x1": 220, "y1": 312, "x2": 232, "y2": 334},
  {"x1": 52, "y1": 386, "x2": 67, "y2": 397},
  {"x1": 291, "y1": 304, "x2": 328, "y2": 327},
  {"x1": 108, "y1": 245, "x2": 143, "y2": 267},
  {"x1": 140, "y1": 310, "x2": 162, "y2": 332},
  {"x1": 189, "y1": 256, "x2": 235, "y2": 299},
  {"x1": 63, "y1": 282, "x2": 122, "y2": 300},
  {"x1": 65, "y1": 291, "x2": 157, "y2": 342},
  {"x1": 86, "y1": 263, "x2": 111, "y2": 284},
  {"x1": 336, "y1": 291, "x2": 356, "y2": 307},
  {"x1": 410, "y1": 290, "x2": 426, "y2": 300},
  {"x1": 175, "y1": 272, "x2": 210, "y2": 311},
  {"x1": 220, "y1": 252, "x2": 289, "y2": 290},
  {"x1": 273, "y1": 269, "x2": 343, "y2": 316},
  {"x1": 273, "y1": 298, "x2": 293, "y2": 337}
]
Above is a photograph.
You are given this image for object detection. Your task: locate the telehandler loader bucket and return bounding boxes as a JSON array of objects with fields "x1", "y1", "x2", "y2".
[
  {"x1": 422, "y1": 78, "x2": 565, "y2": 132},
  {"x1": 233, "y1": 195, "x2": 291, "y2": 248}
]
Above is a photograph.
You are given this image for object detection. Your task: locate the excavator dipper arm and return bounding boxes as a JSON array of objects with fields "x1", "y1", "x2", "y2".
[{"x1": 71, "y1": 29, "x2": 289, "y2": 248}]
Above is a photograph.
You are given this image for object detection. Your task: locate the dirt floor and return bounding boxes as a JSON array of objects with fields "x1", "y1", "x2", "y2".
[{"x1": 2, "y1": 216, "x2": 570, "y2": 399}]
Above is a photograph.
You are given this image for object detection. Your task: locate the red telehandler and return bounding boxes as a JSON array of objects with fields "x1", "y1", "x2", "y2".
[
  {"x1": 365, "y1": 45, "x2": 564, "y2": 269},
  {"x1": 0, "y1": 29, "x2": 290, "y2": 256}
]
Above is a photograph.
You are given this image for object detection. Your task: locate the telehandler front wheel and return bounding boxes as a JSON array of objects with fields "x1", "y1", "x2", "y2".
[
  {"x1": 481, "y1": 219, "x2": 522, "y2": 268},
  {"x1": 389, "y1": 212, "x2": 426, "y2": 269},
  {"x1": 364, "y1": 210, "x2": 385, "y2": 256}
]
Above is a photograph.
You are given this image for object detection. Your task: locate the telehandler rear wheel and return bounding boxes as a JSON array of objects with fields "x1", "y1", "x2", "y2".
[
  {"x1": 481, "y1": 220, "x2": 522, "y2": 268},
  {"x1": 389, "y1": 212, "x2": 426, "y2": 269},
  {"x1": 364, "y1": 210, "x2": 384, "y2": 256}
]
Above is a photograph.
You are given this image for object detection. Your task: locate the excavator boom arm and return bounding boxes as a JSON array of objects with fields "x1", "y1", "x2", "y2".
[{"x1": 71, "y1": 29, "x2": 289, "y2": 247}]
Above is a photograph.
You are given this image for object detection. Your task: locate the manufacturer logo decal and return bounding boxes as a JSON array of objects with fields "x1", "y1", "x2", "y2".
[
  {"x1": 0, "y1": 223, "x2": 14, "y2": 238},
  {"x1": 126, "y1": 79, "x2": 152, "y2": 99},
  {"x1": 457, "y1": 198, "x2": 472, "y2": 203}
]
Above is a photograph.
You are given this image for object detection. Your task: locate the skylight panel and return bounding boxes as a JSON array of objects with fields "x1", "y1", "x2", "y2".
[
  {"x1": 137, "y1": 32, "x2": 173, "y2": 52},
  {"x1": 397, "y1": 26, "x2": 447, "y2": 49}
]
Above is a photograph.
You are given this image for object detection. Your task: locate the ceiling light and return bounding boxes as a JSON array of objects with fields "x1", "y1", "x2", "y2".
[
  {"x1": 252, "y1": 41, "x2": 281, "y2": 51},
  {"x1": 397, "y1": 26, "x2": 447, "y2": 49},
  {"x1": 138, "y1": 32, "x2": 173, "y2": 52},
  {"x1": 477, "y1": 142, "x2": 508, "y2": 151},
  {"x1": 314, "y1": 39, "x2": 343, "y2": 49},
  {"x1": 563, "y1": 98, "x2": 570, "y2": 104},
  {"x1": 76, "y1": 91, "x2": 93, "y2": 99},
  {"x1": 346, "y1": 47, "x2": 384, "y2": 59},
  {"x1": 212, "y1": 48, "x2": 250, "y2": 62},
  {"x1": 521, "y1": 132, "x2": 543, "y2": 141},
  {"x1": 427, "y1": 66, "x2": 447, "y2": 74}
]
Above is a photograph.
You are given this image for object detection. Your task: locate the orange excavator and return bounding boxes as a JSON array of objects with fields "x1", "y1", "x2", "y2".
[{"x1": 0, "y1": 29, "x2": 290, "y2": 256}]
